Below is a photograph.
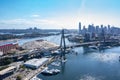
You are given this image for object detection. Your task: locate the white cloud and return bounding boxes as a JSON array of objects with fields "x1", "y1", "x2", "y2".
[
  {"x1": 31, "y1": 14, "x2": 40, "y2": 18},
  {"x1": 0, "y1": 14, "x2": 120, "y2": 29},
  {"x1": 0, "y1": 18, "x2": 62, "y2": 29}
]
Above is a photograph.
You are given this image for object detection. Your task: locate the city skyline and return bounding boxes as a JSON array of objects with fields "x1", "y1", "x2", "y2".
[{"x1": 0, "y1": 0, "x2": 120, "y2": 29}]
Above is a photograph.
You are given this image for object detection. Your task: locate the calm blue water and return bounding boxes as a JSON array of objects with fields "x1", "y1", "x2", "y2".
[
  {"x1": 18, "y1": 35, "x2": 120, "y2": 80},
  {"x1": 36, "y1": 46, "x2": 120, "y2": 80}
]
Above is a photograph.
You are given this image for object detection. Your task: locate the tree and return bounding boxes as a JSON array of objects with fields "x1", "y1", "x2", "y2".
[
  {"x1": 16, "y1": 75, "x2": 22, "y2": 80},
  {"x1": 0, "y1": 57, "x2": 13, "y2": 66}
]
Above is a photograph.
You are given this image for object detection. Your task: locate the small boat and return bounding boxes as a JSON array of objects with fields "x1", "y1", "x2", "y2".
[
  {"x1": 41, "y1": 68, "x2": 60, "y2": 76},
  {"x1": 51, "y1": 62, "x2": 60, "y2": 66},
  {"x1": 50, "y1": 69, "x2": 60, "y2": 74},
  {"x1": 41, "y1": 69, "x2": 53, "y2": 76},
  {"x1": 30, "y1": 76, "x2": 42, "y2": 80}
]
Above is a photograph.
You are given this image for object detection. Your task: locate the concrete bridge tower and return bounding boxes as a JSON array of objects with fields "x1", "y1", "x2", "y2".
[{"x1": 60, "y1": 29, "x2": 66, "y2": 60}]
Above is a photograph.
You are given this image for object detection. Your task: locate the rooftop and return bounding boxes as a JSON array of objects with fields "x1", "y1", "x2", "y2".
[
  {"x1": 0, "y1": 66, "x2": 16, "y2": 75},
  {"x1": 24, "y1": 58, "x2": 49, "y2": 68}
]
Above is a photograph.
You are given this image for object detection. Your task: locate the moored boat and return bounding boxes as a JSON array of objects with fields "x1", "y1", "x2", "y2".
[
  {"x1": 41, "y1": 68, "x2": 60, "y2": 76},
  {"x1": 51, "y1": 62, "x2": 60, "y2": 66},
  {"x1": 30, "y1": 76, "x2": 42, "y2": 80}
]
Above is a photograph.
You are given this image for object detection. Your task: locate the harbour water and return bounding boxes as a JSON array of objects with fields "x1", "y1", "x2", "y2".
[{"x1": 19, "y1": 35, "x2": 120, "y2": 80}]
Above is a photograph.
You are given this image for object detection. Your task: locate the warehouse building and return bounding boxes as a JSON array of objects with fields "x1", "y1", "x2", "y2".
[
  {"x1": 24, "y1": 58, "x2": 49, "y2": 69},
  {"x1": 0, "y1": 42, "x2": 18, "y2": 55},
  {"x1": 0, "y1": 66, "x2": 16, "y2": 79}
]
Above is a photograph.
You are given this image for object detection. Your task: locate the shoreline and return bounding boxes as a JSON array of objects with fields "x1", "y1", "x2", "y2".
[{"x1": 0, "y1": 38, "x2": 20, "y2": 43}]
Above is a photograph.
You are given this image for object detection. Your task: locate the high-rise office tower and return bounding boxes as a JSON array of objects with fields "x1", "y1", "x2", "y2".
[
  {"x1": 108, "y1": 25, "x2": 111, "y2": 33},
  {"x1": 79, "y1": 22, "x2": 81, "y2": 34}
]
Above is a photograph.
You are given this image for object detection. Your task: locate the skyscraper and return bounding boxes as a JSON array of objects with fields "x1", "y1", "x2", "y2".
[
  {"x1": 79, "y1": 22, "x2": 81, "y2": 34},
  {"x1": 108, "y1": 25, "x2": 111, "y2": 34}
]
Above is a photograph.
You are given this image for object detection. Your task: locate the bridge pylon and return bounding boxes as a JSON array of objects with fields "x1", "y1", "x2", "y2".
[{"x1": 60, "y1": 29, "x2": 66, "y2": 60}]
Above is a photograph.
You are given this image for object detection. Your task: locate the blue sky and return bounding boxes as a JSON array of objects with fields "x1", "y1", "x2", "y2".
[{"x1": 0, "y1": 0, "x2": 120, "y2": 29}]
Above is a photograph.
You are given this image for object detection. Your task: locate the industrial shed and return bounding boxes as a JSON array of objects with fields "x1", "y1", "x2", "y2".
[{"x1": 24, "y1": 58, "x2": 49, "y2": 69}]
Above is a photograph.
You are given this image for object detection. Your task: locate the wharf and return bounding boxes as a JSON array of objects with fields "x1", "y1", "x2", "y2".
[{"x1": 24, "y1": 57, "x2": 54, "y2": 80}]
